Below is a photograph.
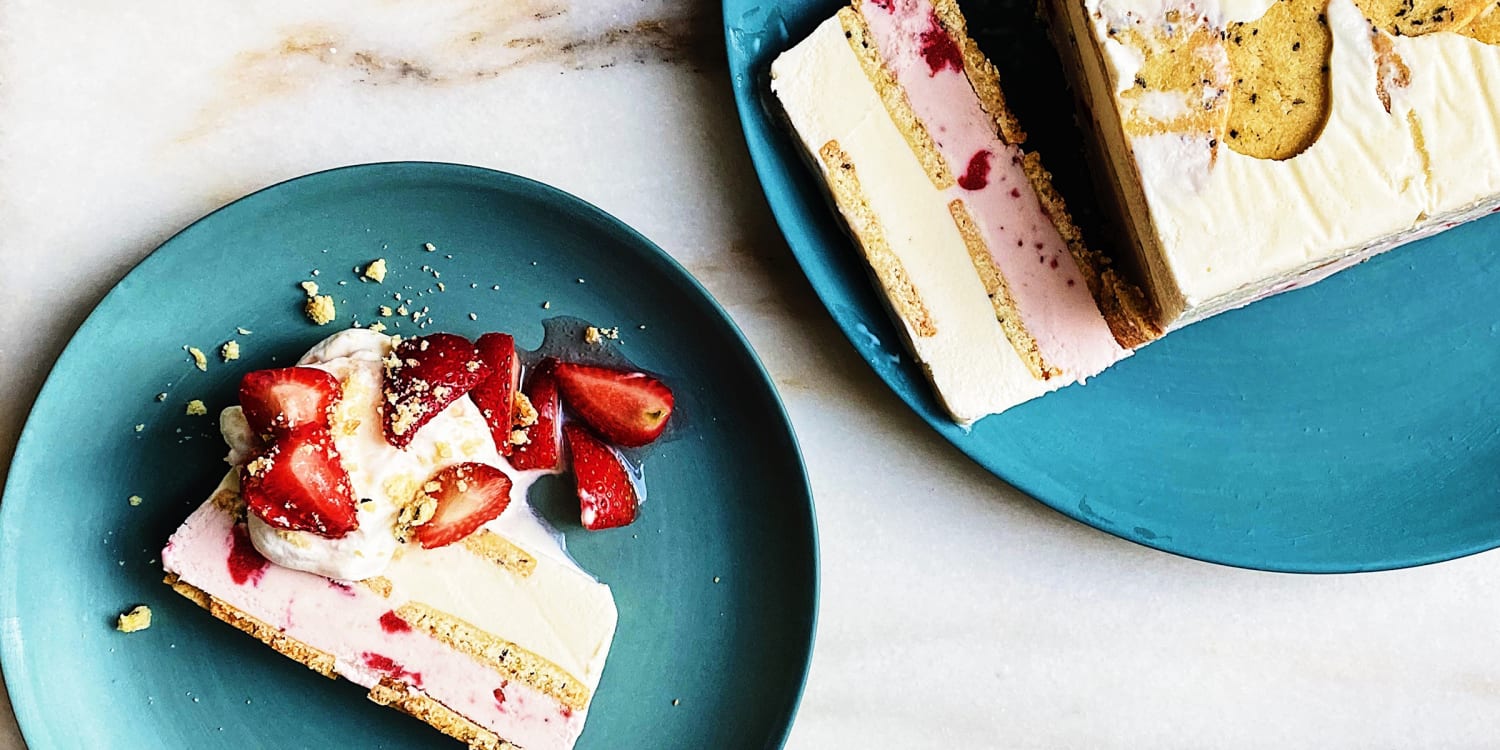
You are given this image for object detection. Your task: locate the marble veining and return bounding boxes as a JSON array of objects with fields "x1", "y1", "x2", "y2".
[{"x1": 182, "y1": 1, "x2": 718, "y2": 142}]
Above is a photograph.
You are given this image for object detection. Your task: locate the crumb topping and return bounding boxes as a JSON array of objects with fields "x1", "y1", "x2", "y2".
[
  {"x1": 116, "y1": 605, "x2": 152, "y2": 633},
  {"x1": 423, "y1": 242, "x2": 436, "y2": 253},
  {"x1": 395, "y1": 490, "x2": 438, "y2": 543},
  {"x1": 305, "y1": 295, "x2": 337, "y2": 325},
  {"x1": 363, "y1": 258, "x2": 388, "y2": 283},
  {"x1": 513, "y1": 393, "x2": 538, "y2": 428},
  {"x1": 156, "y1": 392, "x2": 167, "y2": 401},
  {"x1": 128, "y1": 495, "x2": 143, "y2": 506},
  {"x1": 509, "y1": 429, "x2": 530, "y2": 446},
  {"x1": 185, "y1": 399, "x2": 208, "y2": 416},
  {"x1": 368, "y1": 321, "x2": 387, "y2": 333},
  {"x1": 186, "y1": 346, "x2": 208, "y2": 371},
  {"x1": 246, "y1": 456, "x2": 274, "y2": 477},
  {"x1": 221, "y1": 340, "x2": 240, "y2": 361},
  {"x1": 584, "y1": 326, "x2": 602, "y2": 345},
  {"x1": 236, "y1": 327, "x2": 253, "y2": 335},
  {"x1": 300, "y1": 280, "x2": 320, "y2": 297}
]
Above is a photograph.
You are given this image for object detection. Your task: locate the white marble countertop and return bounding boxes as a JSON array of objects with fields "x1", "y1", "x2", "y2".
[{"x1": 2, "y1": 1, "x2": 1498, "y2": 748}]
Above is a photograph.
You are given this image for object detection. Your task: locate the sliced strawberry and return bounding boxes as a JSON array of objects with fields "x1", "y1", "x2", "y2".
[
  {"x1": 382, "y1": 333, "x2": 489, "y2": 449},
  {"x1": 412, "y1": 462, "x2": 513, "y2": 548},
  {"x1": 564, "y1": 424, "x2": 640, "y2": 530},
  {"x1": 508, "y1": 360, "x2": 563, "y2": 471},
  {"x1": 553, "y1": 362, "x2": 674, "y2": 447},
  {"x1": 471, "y1": 333, "x2": 522, "y2": 456},
  {"x1": 239, "y1": 366, "x2": 341, "y2": 436},
  {"x1": 241, "y1": 426, "x2": 357, "y2": 537}
]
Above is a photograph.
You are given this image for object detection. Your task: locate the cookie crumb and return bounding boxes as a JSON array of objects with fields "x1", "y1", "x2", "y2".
[
  {"x1": 116, "y1": 605, "x2": 152, "y2": 633},
  {"x1": 437, "y1": 282, "x2": 446, "y2": 292},
  {"x1": 492, "y1": 285, "x2": 500, "y2": 291},
  {"x1": 221, "y1": 340, "x2": 240, "y2": 362},
  {"x1": 185, "y1": 400, "x2": 208, "y2": 416},
  {"x1": 305, "y1": 295, "x2": 336, "y2": 325},
  {"x1": 468, "y1": 313, "x2": 478, "y2": 321},
  {"x1": 396, "y1": 305, "x2": 409, "y2": 316},
  {"x1": 713, "y1": 576, "x2": 721, "y2": 583},
  {"x1": 513, "y1": 393, "x2": 538, "y2": 427},
  {"x1": 300, "y1": 280, "x2": 319, "y2": 297},
  {"x1": 423, "y1": 243, "x2": 436, "y2": 252},
  {"x1": 129, "y1": 495, "x2": 143, "y2": 506},
  {"x1": 363, "y1": 258, "x2": 388, "y2": 283},
  {"x1": 584, "y1": 326, "x2": 603, "y2": 345},
  {"x1": 155, "y1": 392, "x2": 167, "y2": 402},
  {"x1": 134, "y1": 424, "x2": 145, "y2": 433},
  {"x1": 379, "y1": 305, "x2": 393, "y2": 317},
  {"x1": 186, "y1": 346, "x2": 208, "y2": 371},
  {"x1": 576, "y1": 278, "x2": 585, "y2": 284},
  {"x1": 672, "y1": 699, "x2": 680, "y2": 707},
  {"x1": 542, "y1": 301, "x2": 551, "y2": 310},
  {"x1": 236, "y1": 327, "x2": 252, "y2": 335},
  {"x1": 368, "y1": 321, "x2": 387, "y2": 333},
  {"x1": 509, "y1": 429, "x2": 530, "y2": 446}
]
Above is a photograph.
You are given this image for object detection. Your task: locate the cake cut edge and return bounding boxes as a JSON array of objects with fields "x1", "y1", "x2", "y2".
[{"x1": 165, "y1": 573, "x2": 514, "y2": 750}]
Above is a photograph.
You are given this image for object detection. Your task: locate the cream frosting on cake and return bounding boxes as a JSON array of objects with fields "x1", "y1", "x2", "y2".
[
  {"x1": 161, "y1": 329, "x2": 617, "y2": 750},
  {"x1": 1051, "y1": 0, "x2": 1500, "y2": 326},
  {"x1": 771, "y1": 0, "x2": 1148, "y2": 424}
]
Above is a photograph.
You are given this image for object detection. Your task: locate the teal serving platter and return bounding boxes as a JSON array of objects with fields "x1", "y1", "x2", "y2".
[
  {"x1": 0, "y1": 163, "x2": 817, "y2": 748},
  {"x1": 725, "y1": 0, "x2": 1500, "y2": 572}
]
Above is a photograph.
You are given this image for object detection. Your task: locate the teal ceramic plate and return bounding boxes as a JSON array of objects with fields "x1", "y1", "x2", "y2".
[
  {"x1": 725, "y1": 0, "x2": 1500, "y2": 572},
  {"x1": 0, "y1": 163, "x2": 817, "y2": 748}
]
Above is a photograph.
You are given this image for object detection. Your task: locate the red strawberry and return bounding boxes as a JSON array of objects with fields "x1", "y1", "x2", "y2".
[
  {"x1": 239, "y1": 367, "x2": 341, "y2": 436},
  {"x1": 553, "y1": 363, "x2": 674, "y2": 447},
  {"x1": 564, "y1": 424, "x2": 640, "y2": 530},
  {"x1": 241, "y1": 426, "x2": 358, "y2": 537},
  {"x1": 382, "y1": 333, "x2": 489, "y2": 449},
  {"x1": 508, "y1": 360, "x2": 563, "y2": 471},
  {"x1": 412, "y1": 462, "x2": 513, "y2": 548},
  {"x1": 471, "y1": 333, "x2": 522, "y2": 456}
]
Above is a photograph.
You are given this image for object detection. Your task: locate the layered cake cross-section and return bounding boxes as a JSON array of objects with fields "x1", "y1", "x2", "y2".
[{"x1": 771, "y1": 0, "x2": 1159, "y2": 424}]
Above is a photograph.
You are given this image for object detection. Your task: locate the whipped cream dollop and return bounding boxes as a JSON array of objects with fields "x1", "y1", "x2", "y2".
[{"x1": 225, "y1": 329, "x2": 552, "y2": 581}]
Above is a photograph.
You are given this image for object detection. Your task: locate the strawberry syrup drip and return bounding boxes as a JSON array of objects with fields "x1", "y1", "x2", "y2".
[
  {"x1": 957, "y1": 150, "x2": 991, "y2": 190},
  {"x1": 362, "y1": 652, "x2": 423, "y2": 687},
  {"x1": 227, "y1": 523, "x2": 269, "y2": 586},
  {"x1": 379, "y1": 610, "x2": 411, "y2": 633},
  {"x1": 919, "y1": 11, "x2": 963, "y2": 75}
]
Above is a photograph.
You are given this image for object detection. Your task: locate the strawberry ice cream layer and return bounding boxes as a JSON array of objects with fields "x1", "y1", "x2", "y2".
[
  {"x1": 162, "y1": 488, "x2": 594, "y2": 750},
  {"x1": 858, "y1": 0, "x2": 1127, "y2": 378}
]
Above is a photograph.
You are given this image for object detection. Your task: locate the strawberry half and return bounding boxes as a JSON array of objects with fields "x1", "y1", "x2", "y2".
[
  {"x1": 239, "y1": 366, "x2": 341, "y2": 436},
  {"x1": 412, "y1": 462, "x2": 514, "y2": 548},
  {"x1": 564, "y1": 424, "x2": 640, "y2": 530},
  {"x1": 470, "y1": 333, "x2": 522, "y2": 456},
  {"x1": 382, "y1": 333, "x2": 489, "y2": 449},
  {"x1": 241, "y1": 426, "x2": 358, "y2": 537},
  {"x1": 508, "y1": 360, "x2": 563, "y2": 471},
  {"x1": 553, "y1": 362, "x2": 674, "y2": 447}
]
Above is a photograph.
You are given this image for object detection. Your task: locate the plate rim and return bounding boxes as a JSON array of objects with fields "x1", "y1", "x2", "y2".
[
  {"x1": 0, "y1": 160, "x2": 820, "y2": 748},
  {"x1": 721, "y1": 0, "x2": 1500, "y2": 574}
]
